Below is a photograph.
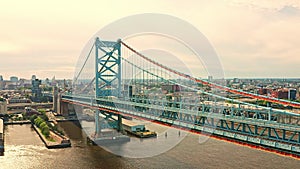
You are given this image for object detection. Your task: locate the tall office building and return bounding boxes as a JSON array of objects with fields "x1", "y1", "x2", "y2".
[{"x1": 31, "y1": 79, "x2": 42, "y2": 102}]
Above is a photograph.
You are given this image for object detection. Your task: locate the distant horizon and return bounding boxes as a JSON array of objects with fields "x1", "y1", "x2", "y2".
[{"x1": 1, "y1": 74, "x2": 300, "y2": 81}]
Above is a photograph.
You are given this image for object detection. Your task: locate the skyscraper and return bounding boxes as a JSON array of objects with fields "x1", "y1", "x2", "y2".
[{"x1": 31, "y1": 79, "x2": 42, "y2": 102}]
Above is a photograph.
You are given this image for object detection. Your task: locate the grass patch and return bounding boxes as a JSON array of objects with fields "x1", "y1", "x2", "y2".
[{"x1": 46, "y1": 137, "x2": 56, "y2": 142}]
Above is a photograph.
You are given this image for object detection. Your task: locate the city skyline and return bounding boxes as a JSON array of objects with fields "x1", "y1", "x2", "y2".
[
  {"x1": 2, "y1": 74, "x2": 300, "y2": 81},
  {"x1": 1, "y1": 1, "x2": 300, "y2": 79}
]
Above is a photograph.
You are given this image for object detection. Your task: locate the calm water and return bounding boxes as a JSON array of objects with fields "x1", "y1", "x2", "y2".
[{"x1": 0, "y1": 122, "x2": 299, "y2": 169}]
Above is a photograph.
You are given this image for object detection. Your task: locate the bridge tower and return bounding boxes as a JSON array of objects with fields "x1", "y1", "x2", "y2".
[
  {"x1": 94, "y1": 38, "x2": 123, "y2": 135},
  {"x1": 95, "y1": 38, "x2": 121, "y2": 98}
]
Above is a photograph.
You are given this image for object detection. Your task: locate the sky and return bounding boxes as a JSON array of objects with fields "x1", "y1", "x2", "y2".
[{"x1": 0, "y1": 0, "x2": 300, "y2": 80}]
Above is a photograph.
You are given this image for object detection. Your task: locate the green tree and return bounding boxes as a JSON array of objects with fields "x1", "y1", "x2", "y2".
[
  {"x1": 42, "y1": 126, "x2": 50, "y2": 137},
  {"x1": 40, "y1": 122, "x2": 47, "y2": 129},
  {"x1": 38, "y1": 109, "x2": 46, "y2": 114},
  {"x1": 30, "y1": 114, "x2": 37, "y2": 123},
  {"x1": 34, "y1": 118, "x2": 38, "y2": 125},
  {"x1": 34, "y1": 117, "x2": 44, "y2": 127},
  {"x1": 40, "y1": 112, "x2": 49, "y2": 121}
]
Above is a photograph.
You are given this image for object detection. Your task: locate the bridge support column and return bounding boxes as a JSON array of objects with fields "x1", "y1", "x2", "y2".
[
  {"x1": 58, "y1": 101, "x2": 75, "y2": 116},
  {"x1": 57, "y1": 93, "x2": 62, "y2": 114},
  {"x1": 254, "y1": 125, "x2": 258, "y2": 135},
  {"x1": 95, "y1": 110, "x2": 100, "y2": 134},
  {"x1": 268, "y1": 127, "x2": 271, "y2": 138},
  {"x1": 117, "y1": 114, "x2": 123, "y2": 132},
  {"x1": 210, "y1": 118, "x2": 214, "y2": 126},
  {"x1": 231, "y1": 121, "x2": 234, "y2": 130},
  {"x1": 220, "y1": 120, "x2": 224, "y2": 128},
  {"x1": 58, "y1": 101, "x2": 66, "y2": 115},
  {"x1": 52, "y1": 86, "x2": 58, "y2": 112},
  {"x1": 242, "y1": 123, "x2": 246, "y2": 133},
  {"x1": 268, "y1": 109, "x2": 271, "y2": 121},
  {"x1": 73, "y1": 105, "x2": 83, "y2": 116}
]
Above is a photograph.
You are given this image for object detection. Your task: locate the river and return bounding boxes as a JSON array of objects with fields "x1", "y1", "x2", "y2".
[{"x1": 0, "y1": 121, "x2": 299, "y2": 169}]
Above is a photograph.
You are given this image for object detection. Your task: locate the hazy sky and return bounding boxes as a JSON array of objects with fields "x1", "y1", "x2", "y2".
[{"x1": 0, "y1": 0, "x2": 300, "y2": 80}]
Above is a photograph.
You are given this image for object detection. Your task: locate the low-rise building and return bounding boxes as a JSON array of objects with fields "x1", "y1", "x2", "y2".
[{"x1": 0, "y1": 99, "x2": 7, "y2": 114}]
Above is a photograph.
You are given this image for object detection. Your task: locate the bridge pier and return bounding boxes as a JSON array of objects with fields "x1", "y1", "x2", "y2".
[
  {"x1": 95, "y1": 110, "x2": 100, "y2": 134},
  {"x1": 94, "y1": 109, "x2": 123, "y2": 136},
  {"x1": 58, "y1": 100, "x2": 75, "y2": 116},
  {"x1": 117, "y1": 114, "x2": 122, "y2": 132},
  {"x1": 73, "y1": 105, "x2": 83, "y2": 116},
  {"x1": 59, "y1": 101, "x2": 68, "y2": 116},
  {"x1": 52, "y1": 86, "x2": 58, "y2": 113}
]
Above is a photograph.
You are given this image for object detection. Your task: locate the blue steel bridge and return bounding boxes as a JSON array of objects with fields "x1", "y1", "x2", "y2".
[{"x1": 60, "y1": 37, "x2": 300, "y2": 156}]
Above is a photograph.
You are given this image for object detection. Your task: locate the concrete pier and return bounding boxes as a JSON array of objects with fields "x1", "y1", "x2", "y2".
[{"x1": 32, "y1": 124, "x2": 71, "y2": 149}]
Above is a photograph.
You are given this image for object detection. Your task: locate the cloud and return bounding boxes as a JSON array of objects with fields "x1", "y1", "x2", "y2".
[
  {"x1": 279, "y1": 5, "x2": 300, "y2": 16},
  {"x1": 228, "y1": 0, "x2": 300, "y2": 11},
  {"x1": 190, "y1": 1, "x2": 300, "y2": 78},
  {"x1": 0, "y1": 0, "x2": 299, "y2": 79}
]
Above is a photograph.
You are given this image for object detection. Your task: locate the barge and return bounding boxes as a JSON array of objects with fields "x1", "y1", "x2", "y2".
[{"x1": 122, "y1": 119, "x2": 157, "y2": 138}]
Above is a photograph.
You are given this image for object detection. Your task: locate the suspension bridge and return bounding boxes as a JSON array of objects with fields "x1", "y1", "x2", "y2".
[{"x1": 59, "y1": 37, "x2": 300, "y2": 156}]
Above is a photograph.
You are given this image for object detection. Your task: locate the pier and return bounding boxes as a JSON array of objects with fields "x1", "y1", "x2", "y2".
[{"x1": 32, "y1": 124, "x2": 71, "y2": 149}]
